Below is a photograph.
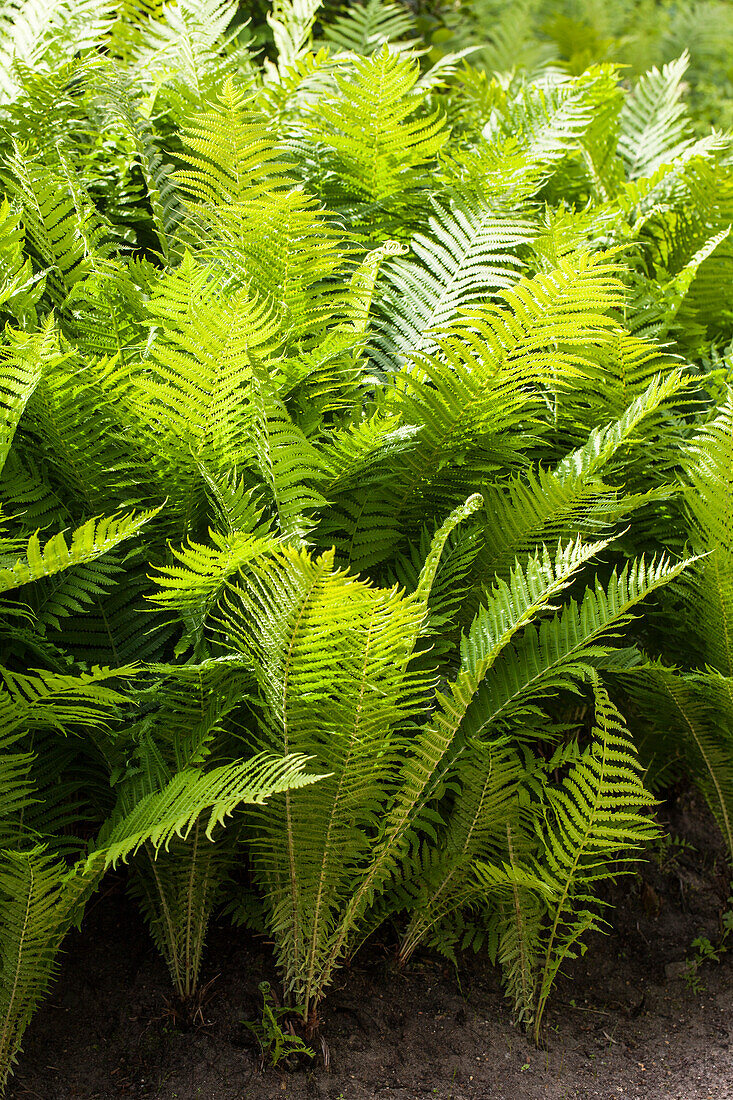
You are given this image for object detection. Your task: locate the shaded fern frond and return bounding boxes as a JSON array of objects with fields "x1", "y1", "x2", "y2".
[
  {"x1": 531, "y1": 681, "x2": 658, "y2": 1038},
  {"x1": 0, "y1": 847, "x2": 103, "y2": 1092},
  {"x1": 321, "y1": 0, "x2": 417, "y2": 56}
]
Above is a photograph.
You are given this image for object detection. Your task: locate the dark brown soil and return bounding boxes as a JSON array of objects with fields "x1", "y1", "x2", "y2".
[{"x1": 9, "y1": 788, "x2": 733, "y2": 1100}]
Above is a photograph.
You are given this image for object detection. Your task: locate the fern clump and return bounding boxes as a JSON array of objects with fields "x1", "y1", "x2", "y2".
[{"x1": 0, "y1": 0, "x2": 731, "y2": 1084}]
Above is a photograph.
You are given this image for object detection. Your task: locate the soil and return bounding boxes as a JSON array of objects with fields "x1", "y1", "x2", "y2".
[{"x1": 9, "y1": 786, "x2": 733, "y2": 1100}]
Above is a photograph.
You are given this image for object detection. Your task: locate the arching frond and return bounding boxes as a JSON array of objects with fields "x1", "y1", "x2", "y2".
[
  {"x1": 618, "y1": 53, "x2": 695, "y2": 180},
  {"x1": 95, "y1": 752, "x2": 325, "y2": 867},
  {"x1": 0, "y1": 509, "x2": 158, "y2": 595},
  {"x1": 372, "y1": 201, "x2": 532, "y2": 370},
  {"x1": 475, "y1": 369, "x2": 690, "y2": 584}
]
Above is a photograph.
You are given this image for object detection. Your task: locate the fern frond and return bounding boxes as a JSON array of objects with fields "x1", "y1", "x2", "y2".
[
  {"x1": 0, "y1": 328, "x2": 44, "y2": 476},
  {"x1": 126, "y1": 0, "x2": 239, "y2": 99},
  {"x1": 4, "y1": 144, "x2": 113, "y2": 307},
  {"x1": 475, "y1": 369, "x2": 690, "y2": 582},
  {"x1": 397, "y1": 739, "x2": 524, "y2": 964},
  {"x1": 0, "y1": 199, "x2": 45, "y2": 327},
  {"x1": 0, "y1": 665, "x2": 131, "y2": 739},
  {"x1": 175, "y1": 79, "x2": 286, "y2": 212},
  {"x1": 532, "y1": 681, "x2": 658, "y2": 1039},
  {"x1": 219, "y1": 541, "x2": 431, "y2": 1009},
  {"x1": 248, "y1": 371, "x2": 327, "y2": 543},
  {"x1": 321, "y1": 0, "x2": 417, "y2": 56},
  {"x1": 682, "y1": 394, "x2": 733, "y2": 674},
  {"x1": 618, "y1": 53, "x2": 695, "y2": 180},
  {"x1": 372, "y1": 201, "x2": 532, "y2": 370},
  {"x1": 308, "y1": 45, "x2": 448, "y2": 232},
  {"x1": 150, "y1": 527, "x2": 277, "y2": 652},
  {"x1": 465, "y1": 553, "x2": 694, "y2": 741},
  {"x1": 268, "y1": 0, "x2": 323, "y2": 71},
  {"x1": 0, "y1": 509, "x2": 158, "y2": 595},
  {"x1": 617, "y1": 664, "x2": 733, "y2": 862},
  {"x1": 95, "y1": 752, "x2": 325, "y2": 867},
  {"x1": 0, "y1": 0, "x2": 112, "y2": 104},
  {"x1": 328, "y1": 538, "x2": 608, "y2": 980},
  {"x1": 0, "y1": 847, "x2": 102, "y2": 1092}
]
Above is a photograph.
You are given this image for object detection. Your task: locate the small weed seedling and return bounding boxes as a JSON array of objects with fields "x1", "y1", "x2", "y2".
[
  {"x1": 244, "y1": 982, "x2": 315, "y2": 1068},
  {"x1": 684, "y1": 887, "x2": 733, "y2": 991}
]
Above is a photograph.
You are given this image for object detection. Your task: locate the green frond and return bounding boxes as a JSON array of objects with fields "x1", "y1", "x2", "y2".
[
  {"x1": 532, "y1": 680, "x2": 659, "y2": 1038},
  {"x1": 28, "y1": 554, "x2": 123, "y2": 633},
  {"x1": 0, "y1": 508, "x2": 158, "y2": 595},
  {"x1": 0, "y1": 327, "x2": 44, "y2": 476},
  {"x1": 219, "y1": 541, "x2": 432, "y2": 1008},
  {"x1": 682, "y1": 394, "x2": 733, "y2": 674},
  {"x1": 95, "y1": 752, "x2": 325, "y2": 867},
  {"x1": 321, "y1": 0, "x2": 417, "y2": 56},
  {"x1": 0, "y1": 664, "x2": 131, "y2": 740},
  {"x1": 173, "y1": 86, "x2": 347, "y2": 334},
  {"x1": 481, "y1": 67, "x2": 624, "y2": 199},
  {"x1": 150, "y1": 527, "x2": 278, "y2": 651},
  {"x1": 94, "y1": 69, "x2": 182, "y2": 262},
  {"x1": 0, "y1": 847, "x2": 103, "y2": 1092},
  {"x1": 397, "y1": 739, "x2": 524, "y2": 964},
  {"x1": 118, "y1": 657, "x2": 254, "y2": 773},
  {"x1": 17, "y1": 335, "x2": 157, "y2": 517},
  {"x1": 308, "y1": 45, "x2": 448, "y2": 231},
  {"x1": 343, "y1": 238, "x2": 407, "y2": 337},
  {"x1": 474, "y1": 843, "x2": 547, "y2": 1027},
  {"x1": 248, "y1": 372, "x2": 327, "y2": 543},
  {"x1": 0, "y1": 199, "x2": 45, "y2": 327},
  {"x1": 618, "y1": 54, "x2": 694, "y2": 180},
  {"x1": 126, "y1": 829, "x2": 225, "y2": 1000},
  {"x1": 0, "y1": 743, "x2": 35, "y2": 849},
  {"x1": 336, "y1": 538, "x2": 608, "y2": 967},
  {"x1": 268, "y1": 0, "x2": 323, "y2": 71},
  {"x1": 0, "y1": 0, "x2": 111, "y2": 105},
  {"x1": 372, "y1": 201, "x2": 532, "y2": 370},
  {"x1": 316, "y1": 414, "x2": 419, "y2": 570},
  {"x1": 414, "y1": 493, "x2": 484, "y2": 609},
  {"x1": 3, "y1": 144, "x2": 113, "y2": 307},
  {"x1": 175, "y1": 79, "x2": 286, "y2": 214},
  {"x1": 125, "y1": 0, "x2": 239, "y2": 99},
  {"x1": 474, "y1": 370, "x2": 690, "y2": 583},
  {"x1": 391, "y1": 251, "x2": 624, "y2": 514},
  {"x1": 616, "y1": 664, "x2": 733, "y2": 861},
  {"x1": 465, "y1": 553, "x2": 694, "y2": 740},
  {"x1": 47, "y1": 558, "x2": 177, "y2": 666},
  {"x1": 111, "y1": 256, "x2": 278, "y2": 532}
]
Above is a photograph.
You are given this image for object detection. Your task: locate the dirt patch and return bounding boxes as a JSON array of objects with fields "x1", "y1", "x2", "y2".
[{"x1": 9, "y1": 788, "x2": 733, "y2": 1100}]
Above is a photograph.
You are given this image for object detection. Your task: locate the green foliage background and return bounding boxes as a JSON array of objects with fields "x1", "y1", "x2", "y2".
[{"x1": 0, "y1": 0, "x2": 732, "y2": 1086}]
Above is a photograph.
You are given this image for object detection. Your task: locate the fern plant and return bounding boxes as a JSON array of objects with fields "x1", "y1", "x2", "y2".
[
  {"x1": 479, "y1": 680, "x2": 659, "y2": 1039},
  {"x1": 615, "y1": 396, "x2": 733, "y2": 865}
]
